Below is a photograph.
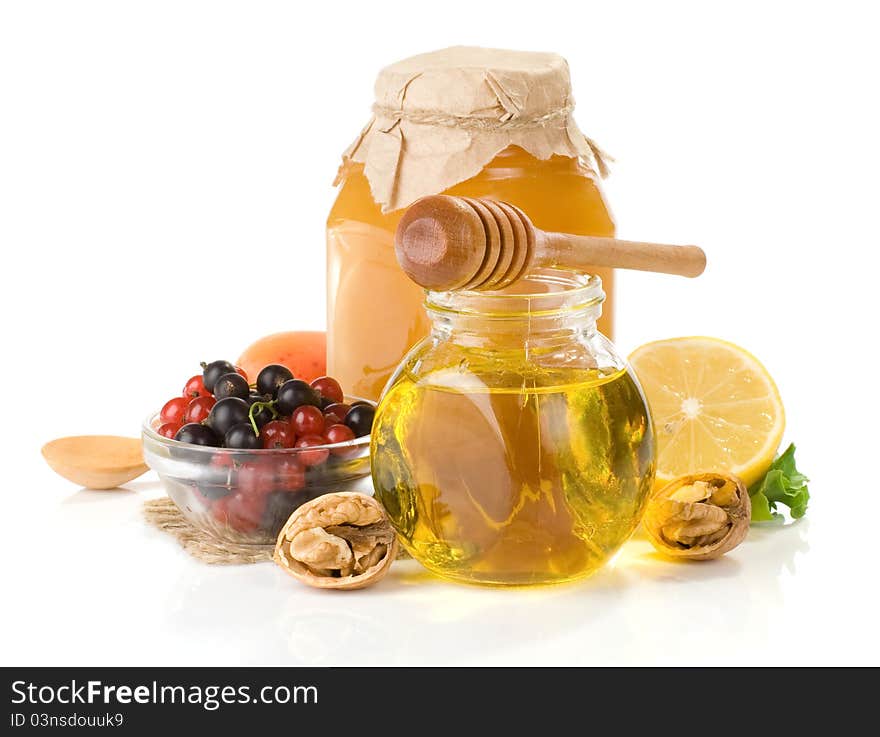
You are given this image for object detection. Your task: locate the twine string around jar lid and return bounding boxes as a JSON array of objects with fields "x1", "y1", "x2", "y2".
[
  {"x1": 370, "y1": 103, "x2": 612, "y2": 179},
  {"x1": 371, "y1": 102, "x2": 573, "y2": 130}
]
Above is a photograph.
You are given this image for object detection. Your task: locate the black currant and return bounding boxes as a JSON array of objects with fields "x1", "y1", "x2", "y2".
[
  {"x1": 201, "y1": 360, "x2": 236, "y2": 393},
  {"x1": 261, "y1": 491, "x2": 304, "y2": 531},
  {"x1": 246, "y1": 393, "x2": 275, "y2": 429},
  {"x1": 256, "y1": 364, "x2": 294, "y2": 398},
  {"x1": 319, "y1": 395, "x2": 334, "y2": 410},
  {"x1": 224, "y1": 423, "x2": 262, "y2": 450},
  {"x1": 174, "y1": 423, "x2": 220, "y2": 446},
  {"x1": 276, "y1": 379, "x2": 321, "y2": 414},
  {"x1": 207, "y1": 397, "x2": 250, "y2": 437},
  {"x1": 344, "y1": 404, "x2": 375, "y2": 437},
  {"x1": 213, "y1": 372, "x2": 249, "y2": 400},
  {"x1": 197, "y1": 483, "x2": 232, "y2": 500}
]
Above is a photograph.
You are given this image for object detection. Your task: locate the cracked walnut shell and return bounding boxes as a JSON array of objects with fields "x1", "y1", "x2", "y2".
[
  {"x1": 274, "y1": 492, "x2": 398, "y2": 590},
  {"x1": 644, "y1": 473, "x2": 751, "y2": 561}
]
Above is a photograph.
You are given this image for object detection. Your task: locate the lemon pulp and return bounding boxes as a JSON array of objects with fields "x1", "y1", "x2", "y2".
[{"x1": 628, "y1": 336, "x2": 784, "y2": 488}]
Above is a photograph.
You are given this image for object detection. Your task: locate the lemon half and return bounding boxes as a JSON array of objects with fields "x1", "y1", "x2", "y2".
[{"x1": 629, "y1": 337, "x2": 785, "y2": 488}]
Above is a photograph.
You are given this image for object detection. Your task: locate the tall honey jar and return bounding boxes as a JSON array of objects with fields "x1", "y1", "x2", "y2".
[
  {"x1": 328, "y1": 47, "x2": 615, "y2": 400},
  {"x1": 371, "y1": 269, "x2": 655, "y2": 586}
]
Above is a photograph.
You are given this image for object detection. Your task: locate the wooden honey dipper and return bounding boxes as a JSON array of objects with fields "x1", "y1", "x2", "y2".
[{"x1": 394, "y1": 195, "x2": 706, "y2": 291}]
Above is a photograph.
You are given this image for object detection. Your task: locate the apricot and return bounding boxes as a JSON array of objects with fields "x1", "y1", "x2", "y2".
[{"x1": 237, "y1": 331, "x2": 327, "y2": 385}]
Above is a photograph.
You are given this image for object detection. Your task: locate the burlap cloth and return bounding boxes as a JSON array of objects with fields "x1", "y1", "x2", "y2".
[
  {"x1": 143, "y1": 497, "x2": 272, "y2": 565},
  {"x1": 143, "y1": 497, "x2": 410, "y2": 566}
]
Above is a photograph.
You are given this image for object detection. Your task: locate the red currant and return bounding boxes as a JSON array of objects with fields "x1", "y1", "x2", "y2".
[
  {"x1": 235, "y1": 366, "x2": 249, "y2": 382},
  {"x1": 260, "y1": 420, "x2": 297, "y2": 449},
  {"x1": 324, "y1": 423, "x2": 357, "y2": 457},
  {"x1": 295, "y1": 435, "x2": 330, "y2": 467},
  {"x1": 275, "y1": 457, "x2": 305, "y2": 491},
  {"x1": 211, "y1": 495, "x2": 229, "y2": 520},
  {"x1": 183, "y1": 375, "x2": 210, "y2": 399},
  {"x1": 323, "y1": 402, "x2": 351, "y2": 425},
  {"x1": 209, "y1": 452, "x2": 235, "y2": 483},
  {"x1": 310, "y1": 376, "x2": 344, "y2": 404},
  {"x1": 158, "y1": 422, "x2": 181, "y2": 439},
  {"x1": 210, "y1": 451, "x2": 234, "y2": 468},
  {"x1": 160, "y1": 396, "x2": 189, "y2": 425},
  {"x1": 212, "y1": 492, "x2": 260, "y2": 533},
  {"x1": 291, "y1": 405, "x2": 325, "y2": 437},
  {"x1": 184, "y1": 395, "x2": 216, "y2": 424},
  {"x1": 324, "y1": 402, "x2": 351, "y2": 427},
  {"x1": 236, "y1": 460, "x2": 275, "y2": 497}
]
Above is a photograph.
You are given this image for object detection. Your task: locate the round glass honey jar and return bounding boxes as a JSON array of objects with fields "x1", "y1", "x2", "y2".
[
  {"x1": 371, "y1": 269, "x2": 655, "y2": 586},
  {"x1": 328, "y1": 47, "x2": 615, "y2": 401}
]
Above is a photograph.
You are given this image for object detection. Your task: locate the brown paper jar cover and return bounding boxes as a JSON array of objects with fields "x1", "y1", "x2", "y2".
[{"x1": 337, "y1": 46, "x2": 610, "y2": 213}]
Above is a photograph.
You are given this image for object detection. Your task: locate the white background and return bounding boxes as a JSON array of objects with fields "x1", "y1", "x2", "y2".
[{"x1": 1, "y1": 1, "x2": 877, "y2": 665}]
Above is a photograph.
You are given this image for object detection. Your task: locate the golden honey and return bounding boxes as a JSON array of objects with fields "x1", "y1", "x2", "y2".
[{"x1": 370, "y1": 270, "x2": 654, "y2": 586}]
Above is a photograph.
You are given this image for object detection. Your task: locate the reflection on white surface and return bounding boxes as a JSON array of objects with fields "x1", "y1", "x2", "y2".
[
  {"x1": 0, "y1": 473, "x2": 853, "y2": 666},
  {"x1": 157, "y1": 512, "x2": 811, "y2": 666}
]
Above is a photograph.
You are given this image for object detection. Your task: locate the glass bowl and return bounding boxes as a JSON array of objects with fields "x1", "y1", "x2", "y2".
[{"x1": 142, "y1": 399, "x2": 373, "y2": 546}]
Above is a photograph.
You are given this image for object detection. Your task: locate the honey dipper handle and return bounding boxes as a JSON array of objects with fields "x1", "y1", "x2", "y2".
[{"x1": 539, "y1": 231, "x2": 707, "y2": 278}]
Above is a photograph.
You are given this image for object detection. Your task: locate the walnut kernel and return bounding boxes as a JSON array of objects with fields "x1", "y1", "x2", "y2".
[
  {"x1": 644, "y1": 473, "x2": 750, "y2": 560},
  {"x1": 274, "y1": 492, "x2": 398, "y2": 590}
]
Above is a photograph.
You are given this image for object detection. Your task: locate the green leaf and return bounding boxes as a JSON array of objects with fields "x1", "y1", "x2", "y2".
[
  {"x1": 749, "y1": 487, "x2": 776, "y2": 522},
  {"x1": 748, "y1": 443, "x2": 810, "y2": 521}
]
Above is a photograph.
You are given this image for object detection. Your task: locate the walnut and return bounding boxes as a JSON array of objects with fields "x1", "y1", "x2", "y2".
[
  {"x1": 644, "y1": 473, "x2": 750, "y2": 560},
  {"x1": 274, "y1": 492, "x2": 398, "y2": 590}
]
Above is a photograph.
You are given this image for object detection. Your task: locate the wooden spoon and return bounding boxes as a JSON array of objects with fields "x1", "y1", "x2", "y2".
[
  {"x1": 395, "y1": 195, "x2": 707, "y2": 291},
  {"x1": 41, "y1": 436, "x2": 148, "y2": 490}
]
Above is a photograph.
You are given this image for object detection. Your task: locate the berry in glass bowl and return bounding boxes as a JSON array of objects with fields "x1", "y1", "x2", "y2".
[{"x1": 142, "y1": 361, "x2": 375, "y2": 545}]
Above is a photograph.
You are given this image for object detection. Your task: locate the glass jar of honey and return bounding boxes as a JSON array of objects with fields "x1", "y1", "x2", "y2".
[
  {"x1": 371, "y1": 269, "x2": 655, "y2": 586},
  {"x1": 328, "y1": 47, "x2": 615, "y2": 401}
]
